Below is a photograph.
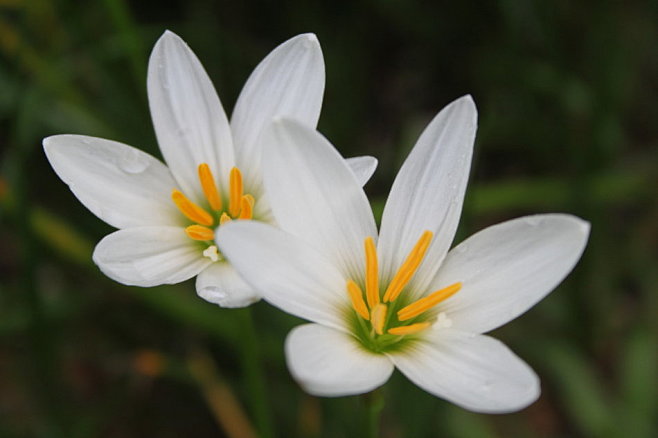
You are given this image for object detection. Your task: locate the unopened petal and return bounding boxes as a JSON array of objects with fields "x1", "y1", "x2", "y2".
[
  {"x1": 286, "y1": 324, "x2": 394, "y2": 397},
  {"x1": 433, "y1": 214, "x2": 590, "y2": 334},
  {"x1": 196, "y1": 262, "x2": 261, "y2": 308},
  {"x1": 43, "y1": 135, "x2": 179, "y2": 229},
  {"x1": 378, "y1": 96, "x2": 477, "y2": 294},
  {"x1": 389, "y1": 329, "x2": 540, "y2": 413},
  {"x1": 93, "y1": 226, "x2": 211, "y2": 287},
  {"x1": 148, "y1": 31, "x2": 234, "y2": 202}
]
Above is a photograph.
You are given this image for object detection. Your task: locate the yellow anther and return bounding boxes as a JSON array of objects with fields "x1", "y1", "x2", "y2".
[
  {"x1": 198, "y1": 163, "x2": 222, "y2": 211},
  {"x1": 364, "y1": 237, "x2": 379, "y2": 308},
  {"x1": 346, "y1": 280, "x2": 369, "y2": 320},
  {"x1": 219, "y1": 212, "x2": 232, "y2": 225},
  {"x1": 238, "y1": 194, "x2": 254, "y2": 219},
  {"x1": 371, "y1": 303, "x2": 387, "y2": 335},
  {"x1": 185, "y1": 225, "x2": 215, "y2": 241},
  {"x1": 172, "y1": 190, "x2": 214, "y2": 226},
  {"x1": 397, "y1": 282, "x2": 462, "y2": 321},
  {"x1": 388, "y1": 322, "x2": 431, "y2": 336},
  {"x1": 229, "y1": 167, "x2": 243, "y2": 217},
  {"x1": 383, "y1": 230, "x2": 433, "y2": 303}
]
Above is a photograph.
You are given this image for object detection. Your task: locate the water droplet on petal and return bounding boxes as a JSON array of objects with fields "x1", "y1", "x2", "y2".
[
  {"x1": 524, "y1": 216, "x2": 542, "y2": 226},
  {"x1": 118, "y1": 148, "x2": 149, "y2": 174}
]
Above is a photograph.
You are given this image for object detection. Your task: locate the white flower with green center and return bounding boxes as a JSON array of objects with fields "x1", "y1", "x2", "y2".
[
  {"x1": 216, "y1": 96, "x2": 590, "y2": 412},
  {"x1": 43, "y1": 31, "x2": 376, "y2": 308}
]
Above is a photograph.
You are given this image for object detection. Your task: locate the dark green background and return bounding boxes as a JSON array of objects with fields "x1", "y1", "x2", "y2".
[{"x1": 1, "y1": 0, "x2": 656, "y2": 437}]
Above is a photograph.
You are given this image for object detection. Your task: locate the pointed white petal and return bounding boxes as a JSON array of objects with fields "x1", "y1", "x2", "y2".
[
  {"x1": 378, "y1": 96, "x2": 477, "y2": 294},
  {"x1": 286, "y1": 323, "x2": 394, "y2": 397},
  {"x1": 389, "y1": 329, "x2": 540, "y2": 413},
  {"x1": 216, "y1": 221, "x2": 349, "y2": 331},
  {"x1": 93, "y1": 226, "x2": 211, "y2": 286},
  {"x1": 43, "y1": 135, "x2": 180, "y2": 229},
  {"x1": 345, "y1": 156, "x2": 378, "y2": 187},
  {"x1": 261, "y1": 119, "x2": 377, "y2": 279},
  {"x1": 232, "y1": 33, "x2": 324, "y2": 191},
  {"x1": 434, "y1": 214, "x2": 590, "y2": 334},
  {"x1": 196, "y1": 261, "x2": 261, "y2": 308},
  {"x1": 147, "y1": 31, "x2": 234, "y2": 201}
]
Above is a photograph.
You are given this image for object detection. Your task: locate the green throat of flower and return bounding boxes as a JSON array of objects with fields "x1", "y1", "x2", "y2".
[
  {"x1": 171, "y1": 163, "x2": 255, "y2": 262},
  {"x1": 346, "y1": 231, "x2": 461, "y2": 353}
]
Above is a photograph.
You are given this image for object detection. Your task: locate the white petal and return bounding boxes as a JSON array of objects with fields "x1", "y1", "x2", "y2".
[
  {"x1": 434, "y1": 214, "x2": 590, "y2": 334},
  {"x1": 196, "y1": 261, "x2": 261, "y2": 308},
  {"x1": 147, "y1": 31, "x2": 234, "y2": 202},
  {"x1": 345, "y1": 156, "x2": 378, "y2": 187},
  {"x1": 93, "y1": 226, "x2": 211, "y2": 287},
  {"x1": 43, "y1": 135, "x2": 180, "y2": 229},
  {"x1": 286, "y1": 324, "x2": 394, "y2": 397},
  {"x1": 389, "y1": 329, "x2": 540, "y2": 413},
  {"x1": 378, "y1": 96, "x2": 477, "y2": 294},
  {"x1": 231, "y1": 33, "x2": 324, "y2": 191},
  {"x1": 261, "y1": 119, "x2": 377, "y2": 279},
  {"x1": 216, "y1": 221, "x2": 349, "y2": 330}
]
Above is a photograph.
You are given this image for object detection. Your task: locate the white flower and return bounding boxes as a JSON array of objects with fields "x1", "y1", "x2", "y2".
[
  {"x1": 43, "y1": 31, "x2": 377, "y2": 308},
  {"x1": 216, "y1": 96, "x2": 590, "y2": 412}
]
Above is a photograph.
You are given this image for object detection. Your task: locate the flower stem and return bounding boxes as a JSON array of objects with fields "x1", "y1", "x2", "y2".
[
  {"x1": 363, "y1": 389, "x2": 385, "y2": 438},
  {"x1": 236, "y1": 307, "x2": 275, "y2": 438}
]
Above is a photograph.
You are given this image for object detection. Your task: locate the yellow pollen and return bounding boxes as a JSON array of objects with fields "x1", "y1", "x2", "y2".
[
  {"x1": 397, "y1": 282, "x2": 462, "y2": 321},
  {"x1": 197, "y1": 163, "x2": 222, "y2": 211},
  {"x1": 229, "y1": 167, "x2": 243, "y2": 217},
  {"x1": 383, "y1": 230, "x2": 433, "y2": 303},
  {"x1": 371, "y1": 303, "x2": 387, "y2": 335},
  {"x1": 185, "y1": 225, "x2": 215, "y2": 241},
  {"x1": 388, "y1": 322, "x2": 431, "y2": 336},
  {"x1": 238, "y1": 194, "x2": 254, "y2": 219},
  {"x1": 220, "y1": 212, "x2": 232, "y2": 225},
  {"x1": 346, "y1": 280, "x2": 369, "y2": 320},
  {"x1": 364, "y1": 237, "x2": 380, "y2": 308},
  {"x1": 172, "y1": 190, "x2": 214, "y2": 226}
]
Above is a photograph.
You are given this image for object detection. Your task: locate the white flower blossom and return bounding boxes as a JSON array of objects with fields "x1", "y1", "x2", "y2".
[
  {"x1": 216, "y1": 96, "x2": 590, "y2": 412},
  {"x1": 44, "y1": 31, "x2": 377, "y2": 308}
]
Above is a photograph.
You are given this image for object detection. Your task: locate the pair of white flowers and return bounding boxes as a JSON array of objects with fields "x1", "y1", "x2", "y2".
[{"x1": 44, "y1": 31, "x2": 589, "y2": 413}]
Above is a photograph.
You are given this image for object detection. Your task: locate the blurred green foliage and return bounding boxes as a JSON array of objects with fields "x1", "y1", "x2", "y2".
[{"x1": 1, "y1": 0, "x2": 656, "y2": 437}]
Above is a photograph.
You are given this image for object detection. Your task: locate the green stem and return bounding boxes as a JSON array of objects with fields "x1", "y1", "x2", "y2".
[
  {"x1": 363, "y1": 389, "x2": 385, "y2": 438},
  {"x1": 236, "y1": 307, "x2": 275, "y2": 438}
]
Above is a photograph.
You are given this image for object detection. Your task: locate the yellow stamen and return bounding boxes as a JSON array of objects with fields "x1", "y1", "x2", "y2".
[
  {"x1": 371, "y1": 303, "x2": 387, "y2": 335},
  {"x1": 219, "y1": 212, "x2": 232, "y2": 225},
  {"x1": 388, "y1": 322, "x2": 431, "y2": 336},
  {"x1": 238, "y1": 195, "x2": 253, "y2": 219},
  {"x1": 197, "y1": 163, "x2": 222, "y2": 211},
  {"x1": 172, "y1": 190, "x2": 214, "y2": 226},
  {"x1": 346, "y1": 280, "x2": 369, "y2": 320},
  {"x1": 397, "y1": 282, "x2": 462, "y2": 321},
  {"x1": 185, "y1": 225, "x2": 215, "y2": 241},
  {"x1": 229, "y1": 167, "x2": 243, "y2": 217},
  {"x1": 364, "y1": 237, "x2": 379, "y2": 308},
  {"x1": 383, "y1": 231, "x2": 433, "y2": 303}
]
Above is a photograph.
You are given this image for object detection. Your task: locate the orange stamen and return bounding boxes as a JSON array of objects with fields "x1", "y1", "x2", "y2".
[
  {"x1": 229, "y1": 167, "x2": 243, "y2": 217},
  {"x1": 382, "y1": 231, "x2": 433, "y2": 303},
  {"x1": 388, "y1": 322, "x2": 431, "y2": 336},
  {"x1": 346, "y1": 280, "x2": 369, "y2": 320},
  {"x1": 397, "y1": 282, "x2": 462, "y2": 321},
  {"x1": 185, "y1": 225, "x2": 215, "y2": 241},
  {"x1": 238, "y1": 194, "x2": 254, "y2": 219},
  {"x1": 371, "y1": 303, "x2": 387, "y2": 335},
  {"x1": 364, "y1": 237, "x2": 379, "y2": 308},
  {"x1": 172, "y1": 190, "x2": 214, "y2": 226},
  {"x1": 220, "y1": 213, "x2": 232, "y2": 225},
  {"x1": 197, "y1": 163, "x2": 222, "y2": 211}
]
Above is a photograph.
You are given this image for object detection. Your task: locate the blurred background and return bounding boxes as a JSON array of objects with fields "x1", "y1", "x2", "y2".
[{"x1": 1, "y1": 0, "x2": 656, "y2": 437}]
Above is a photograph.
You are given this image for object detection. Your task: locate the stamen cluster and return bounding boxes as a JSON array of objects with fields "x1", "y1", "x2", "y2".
[
  {"x1": 172, "y1": 163, "x2": 255, "y2": 261},
  {"x1": 346, "y1": 231, "x2": 461, "y2": 351}
]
